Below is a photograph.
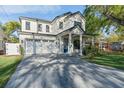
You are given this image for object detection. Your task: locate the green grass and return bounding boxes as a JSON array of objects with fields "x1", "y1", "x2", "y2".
[
  {"x1": 0, "y1": 55, "x2": 22, "y2": 88},
  {"x1": 82, "y1": 53, "x2": 124, "y2": 70}
]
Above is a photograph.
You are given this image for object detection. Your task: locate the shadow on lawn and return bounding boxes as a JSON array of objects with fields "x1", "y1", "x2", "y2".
[
  {"x1": 6, "y1": 54, "x2": 124, "y2": 88},
  {"x1": 0, "y1": 58, "x2": 22, "y2": 88}
]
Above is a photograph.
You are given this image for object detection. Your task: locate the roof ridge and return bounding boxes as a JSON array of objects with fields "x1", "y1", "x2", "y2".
[{"x1": 19, "y1": 16, "x2": 51, "y2": 23}]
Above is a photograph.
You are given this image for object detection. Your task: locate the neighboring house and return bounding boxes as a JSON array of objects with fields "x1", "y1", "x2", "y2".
[
  {"x1": 0, "y1": 31, "x2": 8, "y2": 54},
  {"x1": 19, "y1": 11, "x2": 85, "y2": 55},
  {"x1": 110, "y1": 41, "x2": 124, "y2": 51}
]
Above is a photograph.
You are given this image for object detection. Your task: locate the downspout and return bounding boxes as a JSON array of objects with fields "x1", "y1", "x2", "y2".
[
  {"x1": 36, "y1": 19, "x2": 38, "y2": 33},
  {"x1": 32, "y1": 33, "x2": 36, "y2": 55}
]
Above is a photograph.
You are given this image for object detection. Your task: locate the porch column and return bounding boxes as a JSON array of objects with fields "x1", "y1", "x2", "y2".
[
  {"x1": 80, "y1": 34, "x2": 83, "y2": 56},
  {"x1": 68, "y1": 33, "x2": 73, "y2": 56},
  {"x1": 83, "y1": 38, "x2": 85, "y2": 48},
  {"x1": 59, "y1": 36, "x2": 62, "y2": 54}
]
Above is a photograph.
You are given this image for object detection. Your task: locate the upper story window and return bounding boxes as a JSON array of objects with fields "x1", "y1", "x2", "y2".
[
  {"x1": 59, "y1": 22, "x2": 63, "y2": 29},
  {"x1": 38, "y1": 24, "x2": 42, "y2": 31},
  {"x1": 46, "y1": 25, "x2": 49, "y2": 32},
  {"x1": 25, "y1": 22, "x2": 30, "y2": 30},
  {"x1": 74, "y1": 21, "x2": 82, "y2": 27}
]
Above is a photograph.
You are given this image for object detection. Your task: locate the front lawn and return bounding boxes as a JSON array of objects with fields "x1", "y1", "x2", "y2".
[
  {"x1": 82, "y1": 53, "x2": 124, "y2": 70},
  {"x1": 0, "y1": 55, "x2": 22, "y2": 88}
]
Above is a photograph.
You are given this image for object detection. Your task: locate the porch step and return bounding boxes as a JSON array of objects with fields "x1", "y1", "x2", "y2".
[{"x1": 57, "y1": 53, "x2": 80, "y2": 57}]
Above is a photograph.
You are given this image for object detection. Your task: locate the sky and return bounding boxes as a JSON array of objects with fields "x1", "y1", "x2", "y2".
[{"x1": 0, "y1": 5, "x2": 86, "y2": 24}]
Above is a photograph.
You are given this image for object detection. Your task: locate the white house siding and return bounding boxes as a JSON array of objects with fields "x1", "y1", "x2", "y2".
[
  {"x1": 51, "y1": 15, "x2": 70, "y2": 34},
  {"x1": 37, "y1": 21, "x2": 52, "y2": 33},
  {"x1": 21, "y1": 19, "x2": 52, "y2": 34},
  {"x1": 51, "y1": 13, "x2": 85, "y2": 35},
  {"x1": 21, "y1": 19, "x2": 37, "y2": 33}
]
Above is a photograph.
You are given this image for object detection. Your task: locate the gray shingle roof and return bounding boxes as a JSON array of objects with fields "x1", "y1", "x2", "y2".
[{"x1": 19, "y1": 11, "x2": 85, "y2": 23}]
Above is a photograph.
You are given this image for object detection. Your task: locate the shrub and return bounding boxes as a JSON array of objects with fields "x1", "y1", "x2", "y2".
[
  {"x1": 83, "y1": 45, "x2": 101, "y2": 58},
  {"x1": 20, "y1": 46, "x2": 24, "y2": 55}
]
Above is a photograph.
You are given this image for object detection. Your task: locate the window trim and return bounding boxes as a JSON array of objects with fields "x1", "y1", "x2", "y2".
[
  {"x1": 25, "y1": 21, "x2": 30, "y2": 30},
  {"x1": 59, "y1": 22, "x2": 63, "y2": 29},
  {"x1": 46, "y1": 25, "x2": 49, "y2": 32},
  {"x1": 37, "y1": 24, "x2": 42, "y2": 31}
]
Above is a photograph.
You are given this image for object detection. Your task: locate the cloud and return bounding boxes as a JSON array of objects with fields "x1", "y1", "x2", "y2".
[{"x1": 0, "y1": 5, "x2": 61, "y2": 15}]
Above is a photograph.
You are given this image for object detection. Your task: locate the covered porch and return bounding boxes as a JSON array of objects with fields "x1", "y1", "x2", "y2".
[{"x1": 57, "y1": 26, "x2": 85, "y2": 56}]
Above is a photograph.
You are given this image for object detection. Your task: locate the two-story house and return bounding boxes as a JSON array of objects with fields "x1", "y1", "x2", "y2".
[{"x1": 19, "y1": 11, "x2": 85, "y2": 55}]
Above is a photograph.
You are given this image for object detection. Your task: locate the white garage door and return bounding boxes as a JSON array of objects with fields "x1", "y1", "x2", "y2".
[
  {"x1": 42, "y1": 40, "x2": 55, "y2": 53},
  {"x1": 25, "y1": 39, "x2": 55, "y2": 55}
]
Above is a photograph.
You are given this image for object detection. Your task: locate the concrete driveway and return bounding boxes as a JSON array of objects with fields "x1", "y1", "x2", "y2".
[{"x1": 6, "y1": 54, "x2": 124, "y2": 88}]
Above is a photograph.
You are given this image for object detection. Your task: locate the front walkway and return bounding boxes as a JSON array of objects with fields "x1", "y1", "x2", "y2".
[{"x1": 6, "y1": 54, "x2": 124, "y2": 88}]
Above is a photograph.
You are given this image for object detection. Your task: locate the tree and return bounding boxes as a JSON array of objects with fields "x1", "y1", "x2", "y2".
[
  {"x1": 3, "y1": 21, "x2": 20, "y2": 36},
  {"x1": 96, "y1": 5, "x2": 124, "y2": 26},
  {"x1": 84, "y1": 5, "x2": 124, "y2": 34},
  {"x1": 106, "y1": 33, "x2": 119, "y2": 43},
  {"x1": 83, "y1": 6, "x2": 105, "y2": 46},
  {"x1": 1, "y1": 21, "x2": 20, "y2": 43},
  {"x1": 83, "y1": 5, "x2": 124, "y2": 46}
]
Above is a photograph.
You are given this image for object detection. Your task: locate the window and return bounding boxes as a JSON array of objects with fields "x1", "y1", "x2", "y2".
[
  {"x1": 74, "y1": 21, "x2": 82, "y2": 27},
  {"x1": 49, "y1": 40, "x2": 54, "y2": 42},
  {"x1": 38, "y1": 24, "x2": 42, "y2": 31},
  {"x1": 46, "y1": 25, "x2": 49, "y2": 32},
  {"x1": 43, "y1": 40, "x2": 48, "y2": 42},
  {"x1": 59, "y1": 22, "x2": 63, "y2": 29},
  {"x1": 25, "y1": 22, "x2": 30, "y2": 30}
]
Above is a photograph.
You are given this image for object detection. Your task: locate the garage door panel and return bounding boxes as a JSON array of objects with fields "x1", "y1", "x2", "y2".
[
  {"x1": 35, "y1": 40, "x2": 42, "y2": 54},
  {"x1": 25, "y1": 40, "x2": 33, "y2": 55}
]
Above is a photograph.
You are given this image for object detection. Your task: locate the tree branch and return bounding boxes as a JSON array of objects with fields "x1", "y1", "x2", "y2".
[{"x1": 103, "y1": 13, "x2": 124, "y2": 26}]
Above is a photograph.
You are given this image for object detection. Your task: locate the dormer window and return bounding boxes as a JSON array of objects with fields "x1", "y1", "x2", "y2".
[
  {"x1": 46, "y1": 25, "x2": 49, "y2": 32},
  {"x1": 38, "y1": 24, "x2": 42, "y2": 31},
  {"x1": 59, "y1": 22, "x2": 63, "y2": 29},
  {"x1": 25, "y1": 22, "x2": 30, "y2": 30}
]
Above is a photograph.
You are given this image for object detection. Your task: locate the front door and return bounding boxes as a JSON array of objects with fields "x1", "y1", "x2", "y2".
[
  {"x1": 74, "y1": 39, "x2": 80, "y2": 54},
  {"x1": 63, "y1": 38, "x2": 68, "y2": 53}
]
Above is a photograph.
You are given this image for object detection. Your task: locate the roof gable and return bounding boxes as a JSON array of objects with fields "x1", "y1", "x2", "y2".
[
  {"x1": 71, "y1": 26, "x2": 84, "y2": 35},
  {"x1": 51, "y1": 12, "x2": 72, "y2": 22},
  {"x1": 64, "y1": 11, "x2": 85, "y2": 22},
  {"x1": 57, "y1": 25, "x2": 84, "y2": 36}
]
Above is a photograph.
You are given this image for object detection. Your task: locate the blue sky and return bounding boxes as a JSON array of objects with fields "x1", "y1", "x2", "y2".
[{"x1": 0, "y1": 5, "x2": 86, "y2": 24}]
